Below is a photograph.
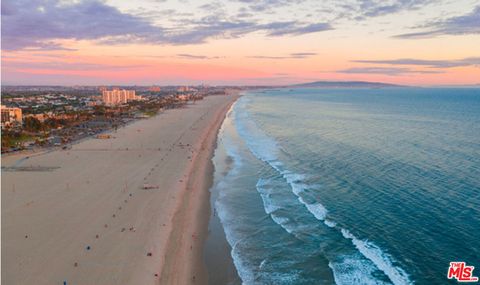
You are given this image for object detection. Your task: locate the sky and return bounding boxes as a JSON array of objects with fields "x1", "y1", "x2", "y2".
[{"x1": 1, "y1": 0, "x2": 479, "y2": 86}]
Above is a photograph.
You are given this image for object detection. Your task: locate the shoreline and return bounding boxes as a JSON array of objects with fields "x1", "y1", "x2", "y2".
[
  {"x1": 2, "y1": 94, "x2": 240, "y2": 285},
  {"x1": 204, "y1": 101, "x2": 242, "y2": 285},
  {"x1": 158, "y1": 93, "x2": 241, "y2": 284}
]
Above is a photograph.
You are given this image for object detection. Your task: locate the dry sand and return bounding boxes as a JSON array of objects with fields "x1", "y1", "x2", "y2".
[{"x1": 1, "y1": 94, "x2": 240, "y2": 285}]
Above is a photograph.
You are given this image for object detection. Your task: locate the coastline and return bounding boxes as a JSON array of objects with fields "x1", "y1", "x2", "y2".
[
  {"x1": 2, "y1": 94, "x2": 240, "y2": 285},
  {"x1": 203, "y1": 100, "x2": 242, "y2": 285},
  {"x1": 158, "y1": 92, "x2": 241, "y2": 285}
]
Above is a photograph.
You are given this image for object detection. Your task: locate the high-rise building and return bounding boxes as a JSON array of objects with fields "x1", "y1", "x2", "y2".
[
  {"x1": 102, "y1": 89, "x2": 137, "y2": 105},
  {"x1": 1, "y1": 105, "x2": 22, "y2": 128}
]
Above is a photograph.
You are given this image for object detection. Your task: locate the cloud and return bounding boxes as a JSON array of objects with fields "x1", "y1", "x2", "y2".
[
  {"x1": 290, "y1": 52, "x2": 317, "y2": 58},
  {"x1": 352, "y1": 57, "x2": 480, "y2": 68},
  {"x1": 167, "y1": 19, "x2": 332, "y2": 44},
  {"x1": 128, "y1": 8, "x2": 194, "y2": 21},
  {"x1": 162, "y1": 19, "x2": 258, "y2": 44},
  {"x1": 177, "y1": 54, "x2": 209, "y2": 59},
  {"x1": 3, "y1": 60, "x2": 148, "y2": 71},
  {"x1": 248, "y1": 56, "x2": 289, "y2": 59},
  {"x1": 19, "y1": 42, "x2": 78, "y2": 51},
  {"x1": 1, "y1": 0, "x2": 163, "y2": 50},
  {"x1": 198, "y1": 2, "x2": 224, "y2": 11},
  {"x1": 1, "y1": 0, "x2": 333, "y2": 50},
  {"x1": 337, "y1": 66, "x2": 444, "y2": 76},
  {"x1": 395, "y1": 5, "x2": 480, "y2": 38},
  {"x1": 357, "y1": 0, "x2": 431, "y2": 18},
  {"x1": 248, "y1": 52, "x2": 317, "y2": 59},
  {"x1": 233, "y1": 0, "x2": 306, "y2": 12},
  {"x1": 260, "y1": 22, "x2": 332, "y2": 36},
  {"x1": 310, "y1": 0, "x2": 433, "y2": 21},
  {"x1": 176, "y1": 53, "x2": 222, "y2": 59}
]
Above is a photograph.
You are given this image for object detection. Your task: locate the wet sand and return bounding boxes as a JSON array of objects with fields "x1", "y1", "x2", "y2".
[
  {"x1": 2, "y1": 94, "x2": 239, "y2": 285},
  {"x1": 204, "y1": 180, "x2": 242, "y2": 285}
]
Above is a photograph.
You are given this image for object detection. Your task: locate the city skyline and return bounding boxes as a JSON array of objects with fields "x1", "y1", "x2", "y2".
[{"x1": 1, "y1": 0, "x2": 479, "y2": 86}]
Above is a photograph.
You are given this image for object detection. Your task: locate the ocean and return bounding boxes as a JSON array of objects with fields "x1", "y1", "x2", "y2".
[{"x1": 209, "y1": 88, "x2": 480, "y2": 285}]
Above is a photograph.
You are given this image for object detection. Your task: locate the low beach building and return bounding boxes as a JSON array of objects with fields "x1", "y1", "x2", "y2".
[{"x1": 1, "y1": 105, "x2": 22, "y2": 128}]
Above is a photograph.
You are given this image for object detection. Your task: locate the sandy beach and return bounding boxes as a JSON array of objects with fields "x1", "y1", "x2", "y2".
[{"x1": 2, "y1": 94, "x2": 240, "y2": 285}]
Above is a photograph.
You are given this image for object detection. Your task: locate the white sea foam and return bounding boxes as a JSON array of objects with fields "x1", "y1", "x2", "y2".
[
  {"x1": 230, "y1": 240, "x2": 256, "y2": 285},
  {"x1": 220, "y1": 107, "x2": 244, "y2": 174},
  {"x1": 274, "y1": 161, "x2": 331, "y2": 223},
  {"x1": 341, "y1": 229, "x2": 412, "y2": 285},
  {"x1": 303, "y1": 200, "x2": 328, "y2": 221},
  {"x1": 259, "y1": 259, "x2": 267, "y2": 269},
  {"x1": 216, "y1": 191, "x2": 259, "y2": 285},
  {"x1": 226, "y1": 96, "x2": 413, "y2": 285},
  {"x1": 257, "y1": 178, "x2": 297, "y2": 234},
  {"x1": 329, "y1": 258, "x2": 388, "y2": 285},
  {"x1": 260, "y1": 194, "x2": 281, "y2": 214},
  {"x1": 324, "y1": 219, "x2": 337, "y2": 228},
  {"x1": 212, "y1": 100, "x2": 256, "y2": 285}
]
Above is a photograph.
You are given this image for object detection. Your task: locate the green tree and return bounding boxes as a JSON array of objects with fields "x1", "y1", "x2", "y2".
[{"x1": 24, "y1": 116, "x2": 43, "y2": 132}]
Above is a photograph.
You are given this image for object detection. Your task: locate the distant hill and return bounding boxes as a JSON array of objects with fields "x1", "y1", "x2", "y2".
[
  {"x1": 290, "y1": 81, "x2": 405, "y2": 88},
  {"x1": 432, "y1": 84, "x2": 480, "y2": 88}
]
